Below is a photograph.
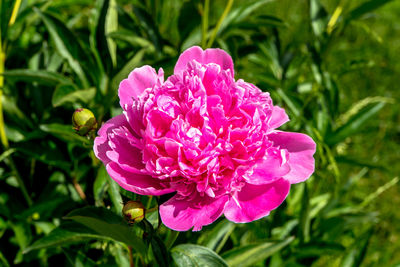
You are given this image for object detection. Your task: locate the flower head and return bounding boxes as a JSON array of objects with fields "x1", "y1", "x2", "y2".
[{"x1": 94, "y1": 46, "x2": 316, "y2": 231}]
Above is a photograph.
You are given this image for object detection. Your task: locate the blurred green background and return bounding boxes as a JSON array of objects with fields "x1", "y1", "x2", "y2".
[{"x1": 0, "y1": 0, "x2": 399, "y2": 266}]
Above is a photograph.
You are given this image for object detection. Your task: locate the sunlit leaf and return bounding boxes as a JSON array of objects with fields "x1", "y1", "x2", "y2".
[
  {"x1": 171, "y1": 244, "x2": 228, "y2": 267},
  {"x1": 222, "y1": 237, "x2": 294, "y2": 267}
]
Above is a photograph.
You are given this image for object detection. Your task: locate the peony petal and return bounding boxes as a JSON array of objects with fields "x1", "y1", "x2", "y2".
[
  {"x1": 224, "y1": 179, "x2": 290, "y2": 223},
  {"x1": 160, "y1": 194, "x2": 229, "y2": 231},
  {"x1": 94, "y1": 114, "x2": 128, "y2": 165},
  {"x1": 269, "y1": 106, "x2": 289, "y2": 130},
  {"x1": 174, "y1": 46, "x2": 234, "y2": 77},
  {"x1": 106, "y1": 162, "x2": 174, "y2": 196},
  {"x1": 118, "y1": 65, "x2": 158, "y2": 109},
  {"x1": 247, "y1": 155, "x2": 290, "y2": 185},
  {"x1": 268, "y1": 131, "x2": 316, "y2": 184}
]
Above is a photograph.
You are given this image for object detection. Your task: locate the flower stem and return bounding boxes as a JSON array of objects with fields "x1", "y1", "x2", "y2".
[
  {"x1": 206, "y1": 0, "x2": 234, "y2": 48},
  {"x1": 128, "y1": 246, "x2": 134, "y2": 267}
]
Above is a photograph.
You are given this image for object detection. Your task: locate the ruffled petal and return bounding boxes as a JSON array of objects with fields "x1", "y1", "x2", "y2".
[
  {"x1": 106, "y1": 162, "x2": 174, "y2": 196},
  {"x1": 118, "y1": 65, "x2": 158, "y2": 109},
  {"x1": 268, "y1": 131, "x2": 316, "y2": 184},
  {"x1": 174, "y1": 46, "x2": 234, "y2": 77},
  {"x1": 224, "y1": 179, "x2": 290, "y2": 223},
  {"x1": 94, "y1": 114, "x2": 128, "y2": 165},
  {"x1": 269, "y1": 106, "x2": 289, "y2": 130},
  {"x1": 160, "y1": 194, "x2": 229, "y2": 231}
]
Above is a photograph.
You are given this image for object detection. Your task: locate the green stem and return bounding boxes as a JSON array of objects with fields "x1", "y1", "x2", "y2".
[
  {"x1": 165, "y1": 230, "x2": 179, "y2": 249},
  {"x1": 201, "y1": 0, "x2": 210, "y2": 48},
  {"x1": 7, "y1": 157, "x2": 33, "y2": 206},
  {"x1": 206, "y1": 0, "x2": 234, "y2": 48}
]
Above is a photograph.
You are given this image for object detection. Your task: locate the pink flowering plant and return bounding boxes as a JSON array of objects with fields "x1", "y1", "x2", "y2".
[
  {"x1": 3, "y1": 0, "x2": 395, "y2": 265},
  {"x1": 94, "y1": 46, "x2": 316, "y2": 231}
]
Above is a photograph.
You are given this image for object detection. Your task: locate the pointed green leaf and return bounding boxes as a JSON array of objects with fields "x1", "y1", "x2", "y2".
[
  {"x1": 35, "y1": 9, "x2": 90, "y2": 88},
  {"x1": 198, "y1": 220, "x2": 236, "y2": 253},
  {"x1": 222, "y1": 237, "x2": 294, "y2": 267},
  {"x1": 347, "y1": 0, "x2": 394, "y2": 22},
  {"x1": 39, "y1": 124, "x2": 92, "y2": 145},
  {"x1": 326, "y1": 102, "x2": 385, "y2": 145},
  {"x1": 171, "y1": 244, "x2": 228, "y2": 267},
  {"x1": 64, "y1": 207, "x2": 146, "y2": 255},
  {"x1": 2, "y1": 69, "x2": 71, "y2": 86},
  {"x1": 52, "y1": 84, "x2": 96, "y2": 107},
  {"x1": 23, "y1": 222, "x2": 107, "y2": 253}
]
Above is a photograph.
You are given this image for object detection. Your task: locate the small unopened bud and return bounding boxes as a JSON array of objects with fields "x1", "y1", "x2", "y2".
[
  {"x1": 72, "y1": 108, "x2": 97, "y2": 136},
  {"x1": 122, "y1": 201, "x2": 145, "y2": 223}
]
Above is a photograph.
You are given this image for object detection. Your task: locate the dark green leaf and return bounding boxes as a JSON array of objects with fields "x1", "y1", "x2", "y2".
[
  {"x1": 52, "y1": 84, "x2": 96, "y2": 107},
  {"x1": 35, "y1": 9, "x2": 90, "y2": 88},
  {"x1": 151, "y1": 235, "x2": 169, "y2": 267},
  {"x1": 2, "y1": 69, "x2": 71, "y2": 86},
  {"x1": 347, "y1": 0, "x2": 394, "y2": 22},
  {"x1": 23, "y1": 222, "x2": 108, "y2": 253},
  {"x1": 64, "y1": 207, "x2": 146, "y2": 255},
  {"x1": 132, "y1": 6, "x2": 162, "y2": 52},
  {"x1": 39, "y1": 124, "x2": 92, "y2": 145},
  {"x1": 171, "y1": 244, "x2": 228, "y2": 267}
]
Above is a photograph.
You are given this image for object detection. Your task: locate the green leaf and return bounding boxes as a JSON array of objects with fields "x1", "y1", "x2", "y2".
[
  {"x1": 39, "y1": 123, "x2": 92, "y2": 145},
  {"x1": 340, "y1": 228, "x2": 374, "y2": 267},
  {"x1": 326, "y1": 102, "x2": 385, "y2": 145},
  {"x1": 347, "y1": 0, "x2": 394, "y2": 22},
  {"x1": 23, "y1": 222, "x2": 113, "y2": 254},
  {"x1": 198, "y1": 220, "x2": 236, "y2": 253},
  {"x1": 106, "y1": 0, "x2": 118, "y2": 67},
  {"x1": 97, "y1": 165, "x2": 123, "y2": 214},
  {"x1": 111, "y1": 48, "x2": 146, "y2": 92},
  {"x1": 64, "y1": 207, "x2": 146, "y2": 255},
  {"x1": 15, "y1": 142, "x2": 71, "y2": 170},
  {"x1": 298, "y1": 183, "x2": 310, "y2": 244},
  {"x1": 151, "y1": 236, "x2": 169, "y2": 267},
  {"x1": 0, "y1": 249, "x2": 10, "y2": 267},
  {"x1": 108, "y1": 30, "x2": 155, "y2": 50},
  {"x1": 132, "y1": 6, "x2": 162, "y2": 52},
  {"x1": 309, "y1": 0, "x2": 328, "y2": 37},
  {"x1": 294, "y1": 242, "x2": 345, "y2": 259},
  {"x1": 221, "y1": 237, "x2": 294, "y2": 267},
  {"x1": 2, "y1": 69, "x2": 71, "y2": 86},
  {"x1": 93, "y1": 166, "x2": 108, "y2": 206},
  {"x1": 171, "y1": 244, "x2": 228, "y2": 267},
  {"x1": 35, "y1": 9, "x2": 90, "y2": 88},
  {"x1": 91, "y1": 0, "x2": 116, "y2": 71},
  {"x1": 221, "y1": 0, "x2": 277, "y2": 32},
  {"x1": 52, "y1": 84, "x2": 96, "y2": 107}
]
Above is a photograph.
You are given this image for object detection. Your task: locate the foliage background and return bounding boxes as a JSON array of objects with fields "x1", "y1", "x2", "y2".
[{"x1": 0, "y1": 0, "x2": 399, "y2": 266}]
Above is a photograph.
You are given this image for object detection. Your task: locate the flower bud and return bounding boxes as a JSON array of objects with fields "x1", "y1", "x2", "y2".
[
  {"x1": 72, "y1": 108, "x2": 98, "y2": 136},
  {"x1": 122, "y1": 201, "x2": 145, "y2": 223}
]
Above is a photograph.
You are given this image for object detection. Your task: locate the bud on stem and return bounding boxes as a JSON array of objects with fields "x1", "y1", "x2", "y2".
[
  {"x1": 122, "y1": 200, "x2": 145, "y2": 224},
  {"x1": 72, "y1": 108, "x2": 97, "y2": 136}
]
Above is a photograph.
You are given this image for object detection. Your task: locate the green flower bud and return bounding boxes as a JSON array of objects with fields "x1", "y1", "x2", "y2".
[
  {"x1": 72, "y1": 108, "x2": 98, "y2": 136},
  {"x1": 122, "y1": 201, "x2": 145, "y2": 223}
]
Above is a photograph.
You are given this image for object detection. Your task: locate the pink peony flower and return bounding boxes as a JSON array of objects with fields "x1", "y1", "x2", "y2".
[{"x1": 94, "y1": 46, "x2": 316, "y2": 231}]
